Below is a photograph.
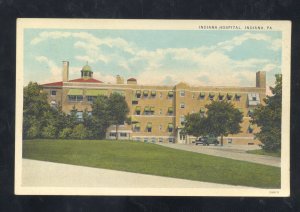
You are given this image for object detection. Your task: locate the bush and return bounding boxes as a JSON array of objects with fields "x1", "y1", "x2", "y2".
[
  {"x1": 59, "y1": 128, "x2": 73, "y2": 139},
  {"x1": 26, "y1": 125, "x2": 39, "y2": 139},
  {"x1": 70, "y1": 124, "x2": 89, "y2": 139},
  {"x1": 41, "y1": 125, "x2": 57, "y2": 138}
]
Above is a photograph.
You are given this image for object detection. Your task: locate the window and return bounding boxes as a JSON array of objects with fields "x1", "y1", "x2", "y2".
[
  {"x1": 199, "y1": 92, "x2": 205, "y2": 100},
  {"x1": 51, "y1": 90, "x2": 57, "y2": 96},
  {"x1": 248, "y1": 125, "x2": 254, "y2": 133},
  {"x1": 180, "y1": 90, "x2": 185, "y2": 97},
  {"x1": 136, "y1": 111, "x2": 141, "y2": 115},
  {"x1": 219, "y1": 96, "x2": 224, "y2": 101},
  {"x1": 76, "y1": 111, "x2": 83, "y2": 121},
  {"x1": 132, "y1": 99, "x2": 138, "y2": 105},
  {"x1": 147, "y1": 128, "x2": 152, "y2": 132},
  {"x1": 180, "y1": 116, "x2": 185, "y2": 125},
  {"x1": 159, "y1": 125, "x2": 162, "y2": 131},
  {"x1": 120, "y1": 132, "x2": 127, "y2": 137},
  {"x1": 180, "y1": 103, "x2": 185, "y2": 109},
  {"x1": 228, "y1": 138, "x2": 232, "y2": 144},
  {"x1": 236, "y1": 96, "x2": 241, "y2": 101},
  {"x1": 248, "y1": 93, "x2": 260, "y2": 106},
  {"x1": 168, "y1": 128, "x2": 173, "y2": 133},
  {"x1": 68, "y1": 95, "x2": 83, "y2": 102},
  {"x1": 144, "y1": 138, "x2": 148, "y2": 142},
  {"x1": 87, "y1": 96, "x2": 94, "y2": 102},
  {"x1": 151, "y1": 137, "x2": 156, "y2": 143},
  {"x1": 159, "y1": 109, "x2": 162, "y2": 115},
  {"x1": 180, "y1": 133, "x2": 186, "y2": 140},
  {"x1": 168, "y1": 137, "x2": 174, "y2": 143},
  {"x1": 159, "y1": 138, "x2": 163, "y2": 143},
  {"x1": 110, "y1": 132, "x2": 116, "y2": 137},
  {"x1": 136, "y1": 137, "x2": 141, "y2": 142}
]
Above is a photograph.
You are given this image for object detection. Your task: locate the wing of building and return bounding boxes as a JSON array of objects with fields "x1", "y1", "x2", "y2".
[{"x1": 41, "y1": 61, "x2": 266, "y2": 145}]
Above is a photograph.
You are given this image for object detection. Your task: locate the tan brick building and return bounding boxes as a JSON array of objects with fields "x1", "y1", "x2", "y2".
[{"x1": 42, "y1": 61, "x2": 266, "y2": 145}]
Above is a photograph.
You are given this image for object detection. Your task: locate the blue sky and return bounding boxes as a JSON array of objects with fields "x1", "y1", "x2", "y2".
[{"x1": 24, "y1": 29, "x2": 282, "y2": 91}]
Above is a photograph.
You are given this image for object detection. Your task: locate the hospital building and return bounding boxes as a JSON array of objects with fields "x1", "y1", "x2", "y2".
[{"x1": 42, "y1": 61, "x2": 266, "y2": 145}]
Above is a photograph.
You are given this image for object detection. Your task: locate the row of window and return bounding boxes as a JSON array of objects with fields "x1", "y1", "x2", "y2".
[
  {"x1": 133, "y1": 137, "x2": 175, "y2": 143},
  {"x1": 133, "y1": 122, "x2": 174, "y2": 133}
]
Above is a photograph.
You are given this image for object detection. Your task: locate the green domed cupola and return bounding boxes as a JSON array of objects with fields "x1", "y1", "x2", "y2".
[{"x1": 81, "y1": 62, "x2": 93, "y2": 79}]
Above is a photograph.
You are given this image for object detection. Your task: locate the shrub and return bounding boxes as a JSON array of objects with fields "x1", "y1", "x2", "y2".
[
  {"x1": 41, "y1": 125, "x2": 57, "y2": 138},
  {"x1": 70, "y1": 124, "x2": 89, "y2": 139},
  {"x1": 59, "y1": 128, "x2": 73, "y2": 139}
]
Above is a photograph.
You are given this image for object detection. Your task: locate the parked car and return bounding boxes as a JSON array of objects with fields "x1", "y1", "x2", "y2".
[{"x1": 195, "y1": 136, "x2": 219, "y2": 146}]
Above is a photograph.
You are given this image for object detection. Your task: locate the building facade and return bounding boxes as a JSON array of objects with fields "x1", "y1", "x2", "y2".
[{"x1": 42, "y1": 61, "x2": 266, "y2": 145}]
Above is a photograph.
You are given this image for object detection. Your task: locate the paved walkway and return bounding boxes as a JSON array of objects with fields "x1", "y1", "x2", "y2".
[
  {"x1": 157, "y1": 143, "x2": 281, "y2": 167},
  {"x1": 22, "y1": 159, "x2": 251, "y2": 189}
]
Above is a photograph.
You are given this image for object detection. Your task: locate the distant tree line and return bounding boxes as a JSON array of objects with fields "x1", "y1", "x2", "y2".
[{"x1": 23, "y1": 82, "x2": 129, "y2": 140}]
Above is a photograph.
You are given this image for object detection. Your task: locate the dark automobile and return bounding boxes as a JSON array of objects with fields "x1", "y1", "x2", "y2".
[{"x1": 195, "y1": 136, "x2": 219, "y2": 146}]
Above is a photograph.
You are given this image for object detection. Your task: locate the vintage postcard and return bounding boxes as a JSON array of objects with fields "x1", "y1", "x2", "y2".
[{"x1": 15, "y1": 19, "x2": 291, "y2": 196}]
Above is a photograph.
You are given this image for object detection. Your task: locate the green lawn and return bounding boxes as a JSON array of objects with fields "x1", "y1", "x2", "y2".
[
  {"x1": 23, "y1": 139, "x2": 280, "y2": 188},
  {"x1": 246, "y1": 149, "x2": 281, "y2": 157}
]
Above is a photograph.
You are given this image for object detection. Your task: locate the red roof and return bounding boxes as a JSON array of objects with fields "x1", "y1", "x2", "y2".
[
  {"x1": 42, "y1": 78, "x2": 102, "y2": 87},
  {"x1": 69, "y1": 78, "x2": 103, "y2": 83},
  {"x1": 127, "y1": 78, "x2": 137, "y2": 81},
  {"x1": 42, "y1": 81, "x2": 63, "y2": 87}
]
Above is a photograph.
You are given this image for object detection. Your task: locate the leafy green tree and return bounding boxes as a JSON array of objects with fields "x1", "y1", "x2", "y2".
[
  {"x1": 182, "y1": 113, "x2": 208, "y2": 138},
  {"x1": 205, "y1": 101, "x2": 243, "y2": 146},
  {"x1": 91, "y1": 95, "x2": 110, "y2": 139},
  {"x1": 23, "y1": 82, "x2": 51, "y2": 139},
  {"x1": 252, "y1": 74, "x2": 282, "y2": 152},
  {"x1": 107, "y1": 93, "x2": 129, "y2": 140}
]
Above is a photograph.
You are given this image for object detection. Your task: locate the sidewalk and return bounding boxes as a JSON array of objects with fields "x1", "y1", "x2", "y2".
[
  {"x1": 22, "y1": 159, "x2": 251, "y2": 188},
  {"x1": 157, "y1": 143, "x2": 281, "y2": 167}
]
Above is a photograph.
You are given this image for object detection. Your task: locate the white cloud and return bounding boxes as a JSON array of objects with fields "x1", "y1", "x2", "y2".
[
  {"x1": 31, "y1": 31, "x2": 281, "y2": 87},
  {"x1": 35, "y1": 56, "x2": 61, "y2": 83}
]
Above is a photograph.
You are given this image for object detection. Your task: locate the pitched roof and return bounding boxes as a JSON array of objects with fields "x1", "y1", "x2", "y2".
[
  {"x1": 69, "y1": 78, "x2": 103, "y2": 83},
  {"x1": 42, "y1": 78, "x2": 102, "y2": 87},
  {"x1": 42, "y1": 81, "x2": 63, "y2": 87},
  {"x1": 127, "y1": 78, "x2": 137, "y2": 81}
]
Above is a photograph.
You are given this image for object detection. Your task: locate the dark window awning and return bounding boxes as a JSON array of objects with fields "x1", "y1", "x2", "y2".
[
  {"x1": 200, "y1": 92, "x2": 205, "y2": 97},
  {"x1": 144, "y1": 106, "x2": 150, "y2": 112},
  {"x1": 168, "y1": 91, "x2": 174, "y2": 97},
  {"x1": 150, "y1": 106, "x2": 155, "y2": 112},
  {"x1": 227, "y1": 93, "x2": 233, "y2": 97},
  {"x1": 238, "y1": 108, "x2": 243, "y2": 112},
  {"x1": 219, "y1": 93, "x2": 225, "y2": 97},
  {"x1": 143, "y1": 90, "x2": 149, "y2": 96},
  {"x1": 147, "y1": 122, "x2": 152, "y2": 129},
  {"x1": 235, "y1": 93, "x2": 241, "y2": 97},
  {"x1": 135, "y1": 106, "x2": 141, "y2": 112},
  {"x1": 168, "y1": 107, "x2": 174, "y2": 113},
  {"x1": 209, "y1": 92, "x2": 215, "y2": 97},
  {"x1": 135, "y1": 123, "x2": 141, "y2": 128},
  {"x1": 248, "y1": 124, "x2": 254, "y2": 130},
  {"x1": 168, "y1": 123, "x2": 174, "y2": 129},
  {"x1": 131, "y1": 116, "x2": 139, "y2": 123},
  {"x1": 136, "y1": 90, "x2": 141, "y2": 95},
  {"x1": 200, "y1": 108, "x2": 205, "y2": 113}
]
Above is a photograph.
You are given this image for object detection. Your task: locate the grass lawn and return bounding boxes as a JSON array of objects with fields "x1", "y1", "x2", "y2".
[
  {"x1": 23, "y1": 139, "x2": 280, "y2": 188},
  {"x1": 246, "y1": 149, "x2": 281, "y2": 157}
]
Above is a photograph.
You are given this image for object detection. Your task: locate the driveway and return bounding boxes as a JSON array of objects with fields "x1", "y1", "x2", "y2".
[
  {"x1": 157, "y1": 143, "x2": 280, "y2": 167},
  {"x1": 22, "y1": 159, "x2": 252, "y2": 189}
]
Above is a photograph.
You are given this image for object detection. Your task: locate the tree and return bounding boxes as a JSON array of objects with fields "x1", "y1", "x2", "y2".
[
  {"x1": 182, "y1": 113, "x2": 208, "y2": 138},
  {"x1": 107, "y1": 93, "x2": 129, "y2": 140},
  {"x1": 252, "y1": 74, "x2": 282, "y2": 152},
  {"x1": 23, "y1": 82, "x2": 52, "y2": 139},
  {"x1": 205, "y1": 101, "x2": 243, "y2": 146},
  {"x1": 91, "y1": 95, "x2": 110, "y2": 139}
]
